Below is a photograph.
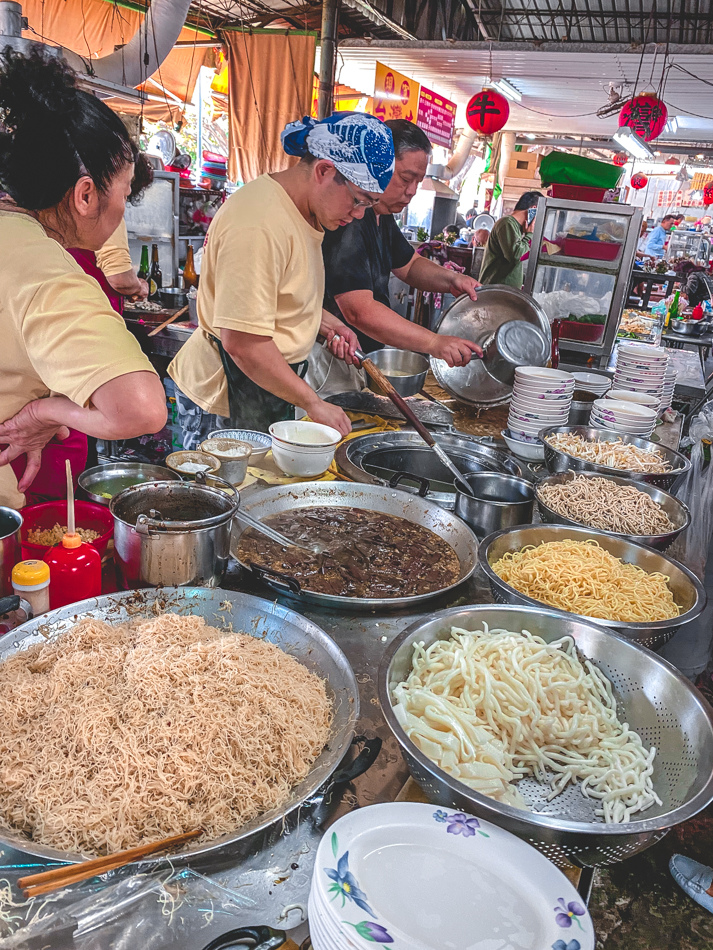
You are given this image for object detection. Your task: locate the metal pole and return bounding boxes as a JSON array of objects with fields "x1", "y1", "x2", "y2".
[{"x1": 318, "y1": 0, "x2": 338, "y2": 120}]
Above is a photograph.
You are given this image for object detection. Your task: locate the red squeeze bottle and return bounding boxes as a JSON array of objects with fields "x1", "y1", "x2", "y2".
[
  {"x1": 44, "y1": 533, "x2": 101, "y2": 609},
  {"x1": 43, "y1": 459, "x2": 101, "y2": 609}
]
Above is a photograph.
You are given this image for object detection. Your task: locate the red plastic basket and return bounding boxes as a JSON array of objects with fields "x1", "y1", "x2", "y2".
[
  {"x1": 546, "y1": 184, "x2": 607, "y2": 202},
  {"x1": 561, "y1": 237, "x2": 622, "y2": 262},
  {"x1": 20, "y1": 501, "x2": 114, "y2": 560}
]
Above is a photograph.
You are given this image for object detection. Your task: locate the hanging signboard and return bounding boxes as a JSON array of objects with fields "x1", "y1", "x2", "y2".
[
  {"x1": 417, "y1": 85, "x2": 457, "y2": 149},
  {"x1": 373, "y1": 62, "x2": 420, "y2": 123}
]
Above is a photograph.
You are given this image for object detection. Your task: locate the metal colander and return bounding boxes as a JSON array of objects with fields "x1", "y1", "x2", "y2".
[{"x1": 378, "y1": 604, "x2": 713, "y2": 868}]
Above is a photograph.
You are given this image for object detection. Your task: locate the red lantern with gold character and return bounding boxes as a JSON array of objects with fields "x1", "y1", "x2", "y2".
[
  {"x1": 466, "y1": 89, "x2": 510, "y2": 136},
  {"x1": 613, "y1": 152, "x2": 628, "y2": 167},
  {"x1": 704, "y1": 182, "x2": 713, "y2": 206},
  {"x1": 630, "y1": 173, "x2": 648, "y2": 190},
  {"x1": 619, "y1": 94, "x2": 668, "y2": 142}
]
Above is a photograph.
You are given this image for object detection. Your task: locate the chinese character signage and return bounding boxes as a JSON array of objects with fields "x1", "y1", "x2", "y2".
[
  {"x1": 373, "y1": 62, "x2": 420, "y2": 123},
  {"x1": 417, "y1": 85, "x2": 457, "y2": 149}
]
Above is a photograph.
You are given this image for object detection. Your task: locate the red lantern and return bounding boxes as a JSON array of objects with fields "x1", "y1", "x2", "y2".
[
  {"x1": 665, "y1": 157, "x2": 680, "y2": 166},
  {"x1": 618, "y1": 94, "x2": 668, "y2": 142},
  {"x1": 466, "y1": 89, "x2": 510, "y2": 136},
  {"x1": 630, "y1": 173, "x2": 648, "y2": 190},
  {"x1": 612, "y1": 152, "x2": 628, "y2": 167},
  {"x1": 704, "y1": 182, "x2": 713, "y2": 206}
]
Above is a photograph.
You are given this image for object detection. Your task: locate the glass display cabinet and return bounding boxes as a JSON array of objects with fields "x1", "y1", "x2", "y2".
[
  {"x1": 665, "y1": 229, "x2": 711, "y2": 267},
  {"x1": 523, "y1": 198, "x2": 642, "y2": 366}
]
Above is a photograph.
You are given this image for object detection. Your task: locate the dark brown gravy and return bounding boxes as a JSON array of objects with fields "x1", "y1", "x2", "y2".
[{"x1": 237, "y1": 506, "x2": 461, "y2": 598}]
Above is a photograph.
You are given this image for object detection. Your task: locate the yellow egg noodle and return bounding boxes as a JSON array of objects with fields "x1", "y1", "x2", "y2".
[
  {"x1": 492, "y1": 539, "x2": 680, "y2": 622},
  {"x1": 0, "y1": 614, "x2": 332, "y2": 856},
  {"x1": 392, "y1": 624, "x2": 661, "y2": 823}
]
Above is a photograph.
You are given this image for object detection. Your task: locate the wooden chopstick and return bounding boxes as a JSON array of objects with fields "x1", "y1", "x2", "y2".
[
  {"x1": 147, "y1": 304, "x2": 190, "y2": 337},
  {"x1": 18, "y1": 829, "x2": 201, "y2": 897}
]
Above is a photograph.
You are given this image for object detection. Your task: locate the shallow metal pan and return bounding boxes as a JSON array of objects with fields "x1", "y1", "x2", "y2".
[
  {"x1": 0, "y1": 587, "x2": 358, "y2": 868},
  {"x1": 230, "y1": 481, "x2": 479, "y2": 611}
]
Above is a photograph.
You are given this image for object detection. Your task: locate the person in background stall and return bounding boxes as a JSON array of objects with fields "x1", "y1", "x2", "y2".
[
  {"x1": 465, "y1": 206, "x2": 478, "y2": 226},
  {"x1": 675, "y1": 259, "x2": 713, "y2": 310},
  {"x1": 168, "y1": 112, "x2": 394, "y2": 447},
  {"x1": 644, "y1": 214, "x2": 676, "y2": 258},
  {"x1": 0, "y1": 48, "x2": 167, "y2": 509},
  {"x1": 321, "y1": 119, "x2": 481, "y2": 364},
  {"x1": 479, "y1": 191, "x2": 541, "y2": 288},
  {"x1": 472, "y1": 228, "x2": 491, "y2": 248},
  {"x1": 637, "y1": 219, "x2": 650, "y2": 255}
]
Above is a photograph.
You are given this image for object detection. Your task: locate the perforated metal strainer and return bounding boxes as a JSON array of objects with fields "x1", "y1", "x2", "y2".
[{"x1": 378, "y1": 604, "x2": 713, "y2": 868}]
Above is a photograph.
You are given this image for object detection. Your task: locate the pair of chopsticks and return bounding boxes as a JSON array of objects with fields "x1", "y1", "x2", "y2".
[{"x1": 18, "y1": 829, "x2": 202, "y2": 898}]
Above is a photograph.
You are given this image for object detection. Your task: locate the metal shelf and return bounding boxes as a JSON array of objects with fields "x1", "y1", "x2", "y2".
[{"x1": 536, "y1": 252, "x2": 621, "y2": 273}]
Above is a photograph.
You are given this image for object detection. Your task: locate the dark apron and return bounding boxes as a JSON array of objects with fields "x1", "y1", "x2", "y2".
[{"x1": 216, "y1": 340, "x2": 308, "y2": 432}]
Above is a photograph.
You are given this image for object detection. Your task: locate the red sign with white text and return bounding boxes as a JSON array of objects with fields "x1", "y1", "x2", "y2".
[{"x1": 417, "y1": 86, "x2": 457, "y2": 149}]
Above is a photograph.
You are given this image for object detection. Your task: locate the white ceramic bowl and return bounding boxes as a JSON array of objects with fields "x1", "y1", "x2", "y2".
[
  {"x1": 515, "y1": 366, "x2": 575, "y2": 384},
  {"x1": 606, "y1": 390, "x2": 659, "y2": 408},
  {"x1": 269, "y1": 420, "x2": 341, "y2": 477},
  {"x1": 593, "y1": 399, "x2": 657, "y2": 421},
  {"x1": 572, "y1": 371, "x2": 611, "y2": 391},
  {"x1": 208, "y1": 427, "x2": 271, "y2": 463},
  {"x1": 501, "y1": 429, "x2": 545, "y2": 461}
]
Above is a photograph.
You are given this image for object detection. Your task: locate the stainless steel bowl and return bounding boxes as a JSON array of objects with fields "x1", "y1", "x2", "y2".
[
  {"x1": 78, "y1": 462, "x2": 182, "y2": 506},
  {"x1": 670, "y1": 319, "x2": 707, "y2": 336},
  {"x1": 159, "y1": 286, "x2": 188, "y2": 308},
  {"x1": 535, "y1": 471, "x2": 691, "y2": 551},
  {"x1": 364, "y1": 347, "x2": 429, "y2": 397},
  {"x1": 378, "y1": 603, "x2": 713, "y2": 868},
  {"x1": 479, "y1": 523, "x2": 706, "y2": 651},
  {"x1": 540, "y1": 425, "x2": 691, "y2": 492},
  {"x1": 455, "y1": 472, "x2": 534, "y2": 538}
]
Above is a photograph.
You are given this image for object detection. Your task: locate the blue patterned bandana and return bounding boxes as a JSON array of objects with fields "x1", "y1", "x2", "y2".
[{"x1": 281, "y1": 112, "x2": 394, "y2": 193}]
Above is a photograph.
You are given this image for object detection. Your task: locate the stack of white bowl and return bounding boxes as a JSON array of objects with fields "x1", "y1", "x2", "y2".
[
  {"x1": 660, "y1": 361, "x2": 677, "y2": 413},
  {"x1": 613, "y1": 343, "x2": 668, "y2": 412},
  {"x1": 590, "y1": 397, "x2": 657, "y2": 439},
  {"x1": 507, "y1": 367, "x2": 575, "y2": 443},
  {"x1": 572, "y1": 371, "x2": 612, "y2": 397}
]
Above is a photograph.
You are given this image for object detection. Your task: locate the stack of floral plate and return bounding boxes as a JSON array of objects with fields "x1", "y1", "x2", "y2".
[
  {"x1": 308, "y1": 802, "x2": 595, "y2": 950},
  {"x1": 613, "y1": 343, "x2": 668, "y2": 410},
  {"x1": 572, "y1": 371, "x2": 612, "y2": 397},
  {"x1": 507, "y1": 367, "x2": 575, "y2": 444},
  {"x1": 590, "y1": 397, "x2": 657, "y2": 439}
]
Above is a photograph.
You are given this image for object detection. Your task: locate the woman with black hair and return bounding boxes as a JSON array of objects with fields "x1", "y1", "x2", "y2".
[
  {"x1": 0, "y1": 49, "x2": 167, "y2": 508},
  {"x1": 675, "y1": 259, "x2": 713, "y2": 311}
]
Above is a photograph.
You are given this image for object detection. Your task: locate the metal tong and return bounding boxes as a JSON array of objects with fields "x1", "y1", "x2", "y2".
[{"x1": 235, "y1": 510, "x2": 327, "y2": 555}]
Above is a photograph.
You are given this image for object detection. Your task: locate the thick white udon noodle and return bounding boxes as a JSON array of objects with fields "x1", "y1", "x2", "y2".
[{"x1": 392, "y1": 624, "x2": 661, "y2": 823}]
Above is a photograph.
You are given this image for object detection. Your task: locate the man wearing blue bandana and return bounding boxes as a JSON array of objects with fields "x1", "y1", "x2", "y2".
[{"x1": 168, "y1": 112, "x2": 394, "y2": 445}]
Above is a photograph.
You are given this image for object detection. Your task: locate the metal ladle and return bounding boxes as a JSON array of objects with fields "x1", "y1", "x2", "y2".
[
  {"x1": 334, "y1": 336, "x2": 476, "y2": 497},
  {"x1": 235, "y1": 510, "x2": 328, "y2": 556}
]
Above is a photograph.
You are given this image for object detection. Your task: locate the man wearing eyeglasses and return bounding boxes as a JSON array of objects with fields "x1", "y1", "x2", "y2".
[
  {"x1": 321, "y1": 119, "x2": 482, "y2": 367},
  {"x1": 168, "y1": 113, "x2": 394, "y2": 446}
]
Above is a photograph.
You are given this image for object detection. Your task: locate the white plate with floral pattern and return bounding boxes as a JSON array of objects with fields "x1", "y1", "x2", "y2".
[{"x1": 309, "y1": 802, "x2": 594, "y2": 950}]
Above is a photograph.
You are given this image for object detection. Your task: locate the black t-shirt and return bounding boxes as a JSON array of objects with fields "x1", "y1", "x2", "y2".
[
  {"x1": 686, "y1": 272, "x2": 713, "y2": 308},
  {"x1": 322, "y1": 208, "x2": 415, "y2": 352}
]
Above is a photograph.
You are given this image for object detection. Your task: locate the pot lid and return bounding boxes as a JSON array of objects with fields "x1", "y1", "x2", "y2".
[
  {"x1": 495, "y1": 321, "x2": 549, "y2": 368},
  {"x1": 430, "y1": 286, "x2": 551, "y2": 408}
]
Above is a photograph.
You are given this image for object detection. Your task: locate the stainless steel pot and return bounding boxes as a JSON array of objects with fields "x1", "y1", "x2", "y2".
[
  {"x1": 231, "y1": 481, "x2": 479, "y2": 611},
  {"x1": 364, "y1": 347, "x2": 429, "y2": 397},
  {"x1": 454, "y1": 472, "x2": 535, "y2": 538},
  {"x1": 79, "y1": 462, "x2": 182, "y2": 506},
  {"x1": 0, "y1": 587, "x2": 359, "y2": 869},
  {"x1": 110, "y1": 481, "x2": 238, "y2": 588},
  {"x1": 0, "y1": 507, "x2": 22, "y2": 597}
]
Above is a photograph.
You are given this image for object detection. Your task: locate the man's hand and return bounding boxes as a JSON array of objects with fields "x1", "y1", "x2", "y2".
[
  {"x1": 323, "y1": 321, "x2": 360, "y2": 365},
  {"x1": 0, "y1": 401, "x2": 70, "y2": 492},
  {"x1": 305, "y1": 397, "x2": 352, "y2": 437},
  {"x1": 430, "y1": 336, "x2": 483, "y2": 367},
  {"x1": 127, "y1": 278, "x2": 149, "y2": 302},
  {"x1": 449, "y1": 273, "x2": 480, "y2": 301}
]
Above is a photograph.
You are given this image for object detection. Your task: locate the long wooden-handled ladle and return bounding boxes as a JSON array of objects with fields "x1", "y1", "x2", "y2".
[{"x1": 333, "y1": 336, "x2": 475, "y2": 497}]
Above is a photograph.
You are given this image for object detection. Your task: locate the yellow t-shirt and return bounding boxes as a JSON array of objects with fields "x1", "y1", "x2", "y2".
[
  {"x1": 168, "y1": 174, "x2": 325, "y2": 416},
  {"x1": 95, "y1": 219, "x2": 133, "y2": 277},
  {"x1": 0, "y1": 208, "x2": 156, "y2": 508}
]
